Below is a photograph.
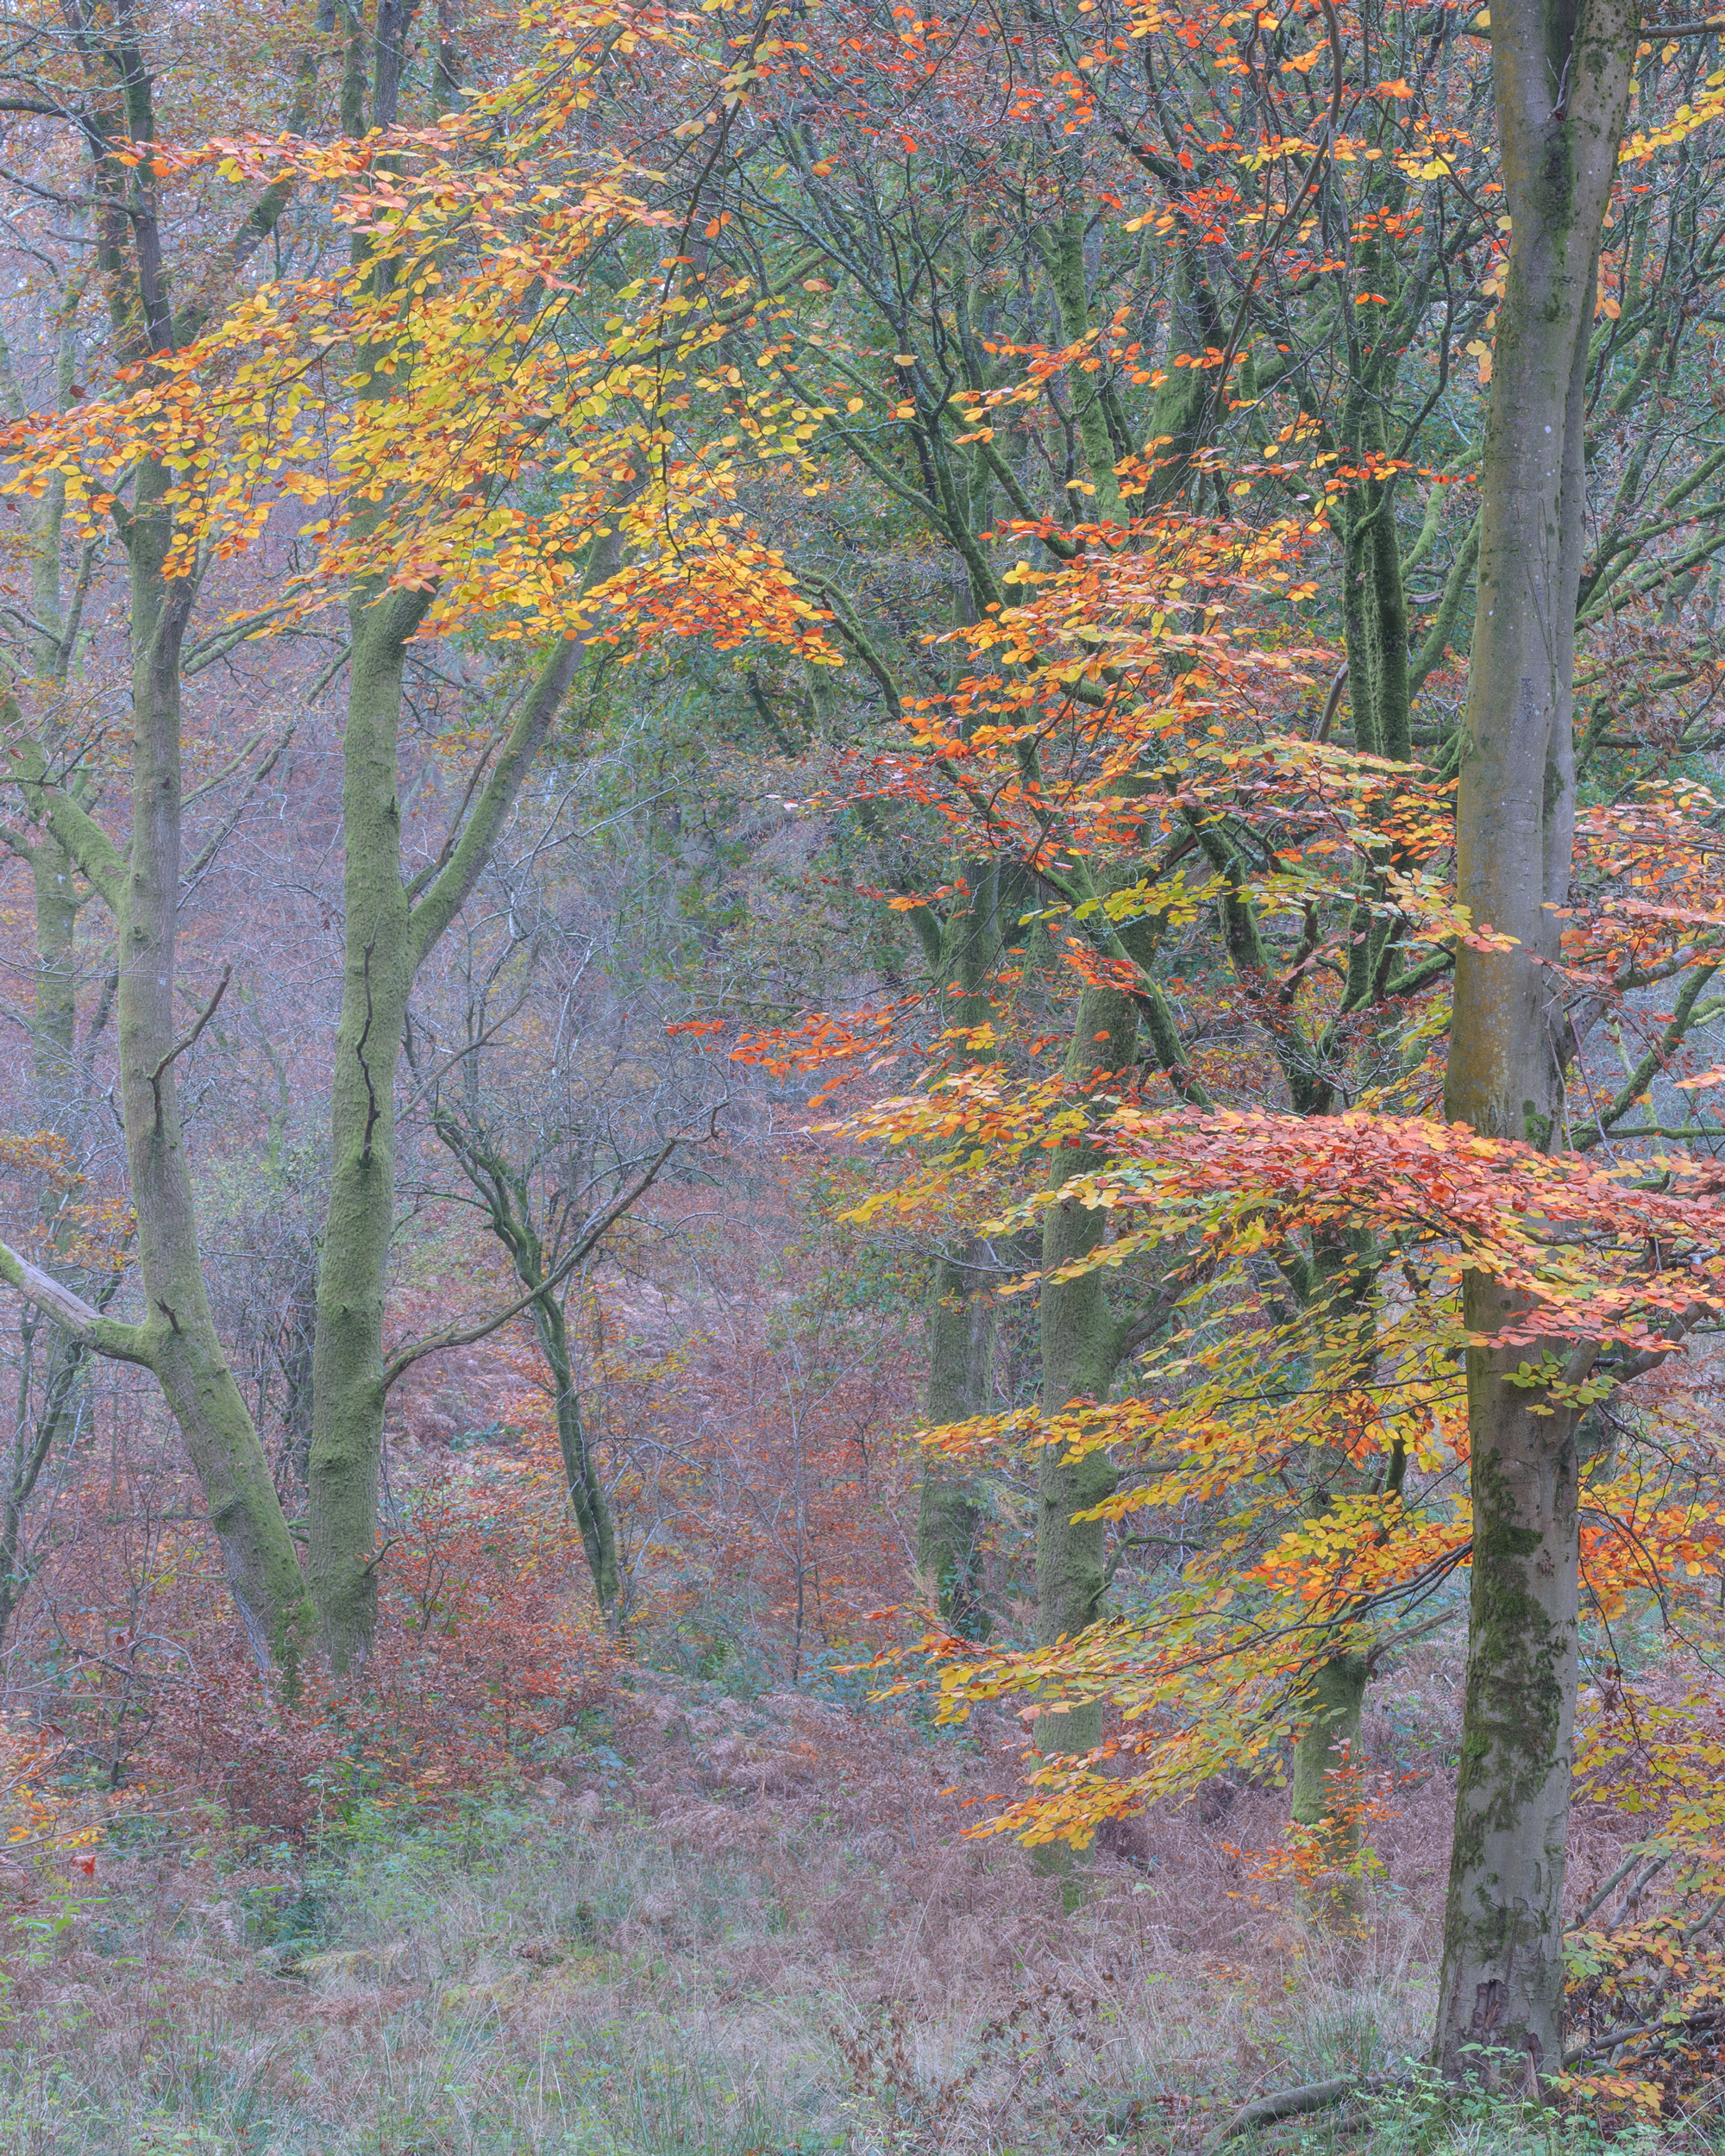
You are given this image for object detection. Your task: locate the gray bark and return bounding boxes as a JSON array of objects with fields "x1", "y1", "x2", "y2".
[{"x1": 1434, "y1": 0, "x2": 1638, "y2": 2084}]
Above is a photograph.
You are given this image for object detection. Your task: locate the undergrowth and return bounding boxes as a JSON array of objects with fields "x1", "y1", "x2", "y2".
[{"x1": 0, "y1": 1676, "x2": 1717, "y2": 2154}]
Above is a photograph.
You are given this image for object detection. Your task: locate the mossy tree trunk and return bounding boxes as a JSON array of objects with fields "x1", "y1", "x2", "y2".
[
  {"x1": 0, "y1": 465, "x2": 319, "y2": 1677},
  {"x1": 1289, "y1": 1652, "x2": 1371, "y2": 1832},
  {"x1": 919, "y1": 1241, "x2": 994, "y2": 1639},
  {"x1": 1027, "y1": 986, "x2": 1141, "y2": 1898},
  {"x1": 916, "y1": 857, "x2": 1016, "y2": 1639},
  {"x1": 1036, "y1": 986, "x2": 1140, "y2": 1752},
  {"x1": 306, "y1": 611, "x2": 599, "y2": 1670},
  {"x1": 116, "y1": 468, "x2": 321, "y2": 1674},
  {"x1": 304, "y1": 583, "x2": 430, "y2": 1672},
  {"x1": 429, "y1": 1109, "x2": 624, "y2": 1631},
  {"x1": 1433, "y1": 0, "x2": 1635, "y2": 2085}
]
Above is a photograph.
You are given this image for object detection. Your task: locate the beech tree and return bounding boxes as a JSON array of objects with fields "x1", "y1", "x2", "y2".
[
  {"x1": 1433, "y1": 0, "x2": 1637, "y2": 2085},
  {"x1": 0, "y1": 0, "x2": 325, "y2": 1671}
]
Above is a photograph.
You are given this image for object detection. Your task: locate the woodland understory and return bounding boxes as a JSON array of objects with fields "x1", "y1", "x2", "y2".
[{"x1": 1, "y1": 0, "x2": 1725, "y2": 2145}]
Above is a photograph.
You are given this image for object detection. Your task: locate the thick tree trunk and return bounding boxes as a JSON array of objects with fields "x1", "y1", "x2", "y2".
[
  {"x1": 1434, "y1": 0, "x2": 1636, "y2": 2083},
  {"x1": 1437, "y1": 1278, "x2": 1583, "y2": 2084},
  {"x1": 308, "y1": 612, "x2": 595, "y2": 1670},
  {"x1": 120, "y1": 466, "x2": 316, "y2": 1676}
]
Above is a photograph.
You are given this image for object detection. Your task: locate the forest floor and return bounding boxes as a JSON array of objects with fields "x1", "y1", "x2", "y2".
[{"x1": 0, "y1": 1655, "x2": 1709, "y2": 2156}]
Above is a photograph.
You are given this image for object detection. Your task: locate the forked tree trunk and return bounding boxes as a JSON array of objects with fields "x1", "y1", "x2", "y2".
[
  {"x1": 1434, "y1": 0, "x2": 1636, "y2": 2084},
  {"x1": 307, "y1": 608, "x2": 601, "y2": 1671},
  {"x1": 429, "y1": 1106, "x2": 624, "y2": 1630},
  {"x1": 0, "y1": 479, "x2": 319, "y2": 1679}
]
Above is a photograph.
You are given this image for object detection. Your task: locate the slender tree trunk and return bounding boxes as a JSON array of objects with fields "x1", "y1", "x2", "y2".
[
  {"x1": 536, "y1": 1287, "x2": 622, "y2": 1629},
  {"x1": 0, "y1": 1315, "x2": 80, "y2": 1662},
  {"x1": 1434, "y1": 0, "x2": 1636, "y2": 2084},
  {"x1": 305, "y1": 588, "x2": 425, "y2": 1671},
  {"x1": 917, "y1": 861, "x2": 1008, "y2": 1639},
  {"x1": 1036, "y1": 987, "x2": 1138, "y2": 1749},
  {"x1": 919, "y1": 1241, "x2": 993, "y2": 1638}
]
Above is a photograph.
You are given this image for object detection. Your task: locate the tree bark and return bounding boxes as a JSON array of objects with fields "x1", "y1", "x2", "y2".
[
  {"x1": 1036, "y1": 987, "x2": 1138, "y2": 1751},
  {"x1": 919, "y1": 1241, "x2": 994, "y2": 1639},
  {"x1": 306, "y1": 618, "x2": 596, "y2": 1670},
  {"x1": 430, "y1": 1108, "x2": 624, "y2": 1630},
  {"x1": 304, "y1": 586, "x2": 429, "y2": 1672},
  {"x1": 117, "y1": 465, "x2": 318, "y2": 1676},
  {"x1": 1435, "y1": 0, "x2": 1637, "y2": 2083}
]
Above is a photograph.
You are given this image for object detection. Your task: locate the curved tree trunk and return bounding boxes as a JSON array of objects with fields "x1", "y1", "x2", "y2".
[{"x1": 120, "y1": 466, "x2": 317, "y2": 1677}]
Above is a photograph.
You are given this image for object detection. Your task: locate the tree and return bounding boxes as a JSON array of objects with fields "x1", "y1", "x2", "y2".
[
  {"x1": 1433, "y1": 0, "x2": 1637, "y2": 2085},
  {"x1": 0, "y1": 0, "x2": 833, "y2": 1670},
  {"x1": 0, "y1": 0, "x2": 327, "y2": 1673}
]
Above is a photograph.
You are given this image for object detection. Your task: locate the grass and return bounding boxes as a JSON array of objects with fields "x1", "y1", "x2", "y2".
[{"x1": 0, "y1": 1671, "x2": 1716, "y2": 2155}]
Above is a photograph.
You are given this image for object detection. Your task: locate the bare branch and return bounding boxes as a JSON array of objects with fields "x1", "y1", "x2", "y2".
[
  {"x1": 0, "y1": 1242, "x2": 151, "y2": 1365},
  {"x1": 380, "y1": 1117, "x2": 718, "y2": 1393}
]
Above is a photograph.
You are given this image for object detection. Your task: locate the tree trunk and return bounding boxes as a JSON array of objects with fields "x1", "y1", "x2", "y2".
[
  {"x1": 1036, "y1": 987, "x2": 1138, "y2": 1752},
  {"x1": 119, "y1": 463, "x2": 317, "y2": 1677},
  {"x1": 304, "y1": 587, "x2": 426, "y2": 1672},
  {"x1": 536, "y1": 1286, "x2": 622, "y2": 1631},
  {"x1": 1289, "y1": 1652, "x2": 1370, "y2": 1832},
  {"x1": 1434, "y1": 0, "x2": 1636, "y2": 2084},
  {"x1": 308, "y1": 615, "x2": 597, "y2": 1670},
  {"x1": 1436, "y1": 1278, "x2": 1583, "y2": 2084},
  {"x1": 917, "y1": 861, "x2": 1009, "y2": 1639},
  {"x1": 919, "y1": 1241, "x2": 994, "y2": 1639}
]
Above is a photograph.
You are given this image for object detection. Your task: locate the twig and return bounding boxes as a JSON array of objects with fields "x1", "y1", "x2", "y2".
[
  {"x1": 379, "y1": 1108, "x2": 722, "y2": 1392},
  {"x1": 1564, "y1": 2009, "x2": 1723, "y2": 2069},
  {"x1": 180, "y1": 728, "x2": 296, "y2": 893},
  {"x1": 148, "y1": 962, "x2": 231, "y2": 1127},
  {"x1": 1314, "y1": 661, "x2": 1350, "y2": 743},
  {"x1": 1570, "y1": 1847, "x2": 1657, "y2": 1931}
]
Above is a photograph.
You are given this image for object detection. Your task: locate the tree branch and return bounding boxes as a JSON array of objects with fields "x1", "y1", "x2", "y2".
[
  {"x1": 0, "y1": 1244, "x2": 152, "y2": 1365},
  {"x1": 0, "y1": 701, "x2": 124, "y2": 911},
  {"x1": 148, "y1": 963, "x2": 231, "y2": 1126},
  {"x1": 380, "y1": 1120, "x2": 709, "y2": 1393},
  {"x1": 407, "y1": 520, "x2": 629, "y2": 969}
]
